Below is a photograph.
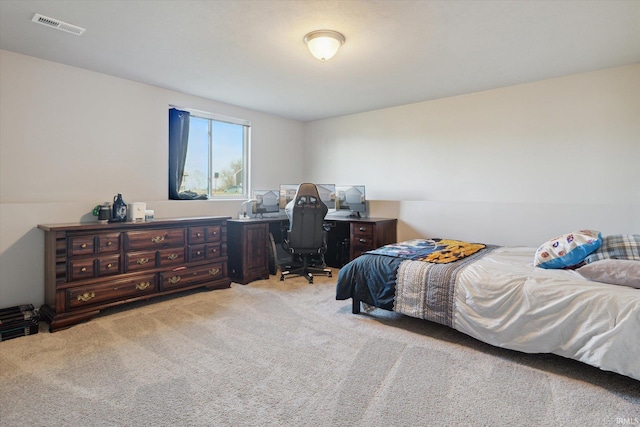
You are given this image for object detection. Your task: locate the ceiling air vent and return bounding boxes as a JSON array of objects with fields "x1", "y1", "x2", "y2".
[{"x1": 31, "y1": 13, "x2": 85, "y2": 36}]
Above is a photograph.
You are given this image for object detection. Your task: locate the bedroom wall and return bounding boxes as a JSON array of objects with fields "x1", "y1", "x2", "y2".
[
  {"x1": 304, "y1": 64, "x2": 640, "y2": 246},
  {"x1": 0, "y1": 49, "x2": 306, "y2": 308}
]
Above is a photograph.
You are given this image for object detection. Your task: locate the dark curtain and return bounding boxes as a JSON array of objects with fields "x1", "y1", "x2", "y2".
[{"x1": 169, "y1": 108, "x2": 202, "y2": 200}]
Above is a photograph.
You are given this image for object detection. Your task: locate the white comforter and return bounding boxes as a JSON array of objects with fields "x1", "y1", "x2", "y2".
[{"x1": 454, "y1": 246, "x2": 640, "y2": 381}]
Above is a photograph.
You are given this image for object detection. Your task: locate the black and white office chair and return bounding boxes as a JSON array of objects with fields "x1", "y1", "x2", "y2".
[{"x1": 280, "y1": 183, "x2": 332, "y2": 283}]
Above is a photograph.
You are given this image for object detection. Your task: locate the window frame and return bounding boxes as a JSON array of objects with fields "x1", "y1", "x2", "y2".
[{"x1": 172, "y1": 105, "x2": 251, "y2": 200}]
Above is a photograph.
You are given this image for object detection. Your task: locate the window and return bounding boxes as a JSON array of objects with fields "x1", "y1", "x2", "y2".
[{"x1": 169, "y1": 107, "x2": 250, "y2": 199}]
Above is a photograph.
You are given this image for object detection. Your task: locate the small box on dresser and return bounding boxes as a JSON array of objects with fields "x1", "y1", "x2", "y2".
[{"x1": 38, "y1": 216, "x2": 231, "y2": 332}]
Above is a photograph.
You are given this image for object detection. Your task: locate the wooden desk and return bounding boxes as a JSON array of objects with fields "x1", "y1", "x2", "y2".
[{"x1": 227, "y1": 216, "x2": 397, "y2": 284}]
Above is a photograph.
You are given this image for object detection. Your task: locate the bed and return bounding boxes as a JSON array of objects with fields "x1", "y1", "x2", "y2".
[{"x1": 335, "y1": 233, "x2": 640, "y2": 381}]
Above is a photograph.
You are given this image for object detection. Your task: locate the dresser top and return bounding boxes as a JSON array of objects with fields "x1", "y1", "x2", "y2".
[{"x1": 38, "y1": 216, "x2": 231, "y2": 232}]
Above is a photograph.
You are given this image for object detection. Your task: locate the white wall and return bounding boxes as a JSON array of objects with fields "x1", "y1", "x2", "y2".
[
  {"x1": 0, "y1": 50, "x2": 306, "y2": 307},
  {"x1": 305, "y1": 65, "x2": 640, "y2": 245},
  {"x1": 1, "y1": 49, "x2": 638, "y2": 309}
]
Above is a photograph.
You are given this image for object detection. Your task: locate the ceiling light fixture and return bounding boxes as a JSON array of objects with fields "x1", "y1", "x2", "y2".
[{"x1": 304, "y1": 30, "x2": 345, "y2": 62}]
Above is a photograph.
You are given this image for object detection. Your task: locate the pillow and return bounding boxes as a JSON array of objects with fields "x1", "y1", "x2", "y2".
[
  {"x1": 534, "y1": 230, "x2": 602, "y2": 269},
  {"x1": 577, "y1": 259, "x2": 640, "y2": 289},
  {"x1": 584, "y1": 234, "x2": 640, "y2": 264}
]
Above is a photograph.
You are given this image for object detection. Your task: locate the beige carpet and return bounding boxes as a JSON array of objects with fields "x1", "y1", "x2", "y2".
[{"x1": 1, "y1": 271, "x2": 638, "y2": 426}]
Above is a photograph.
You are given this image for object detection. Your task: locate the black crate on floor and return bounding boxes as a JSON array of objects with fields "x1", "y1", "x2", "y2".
[{"x1": 0, "y1": 304, "x2": 40, "y2": 341}]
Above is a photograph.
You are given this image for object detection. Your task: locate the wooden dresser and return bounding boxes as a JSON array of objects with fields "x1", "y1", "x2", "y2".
[{"x1": 38, "y1": 216, "x2": 231, "y2": 332}]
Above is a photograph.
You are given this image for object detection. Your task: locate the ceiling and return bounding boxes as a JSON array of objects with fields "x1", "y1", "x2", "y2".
[{"x1": 1, "y1": 1, "x2": 639, "y2": 122}]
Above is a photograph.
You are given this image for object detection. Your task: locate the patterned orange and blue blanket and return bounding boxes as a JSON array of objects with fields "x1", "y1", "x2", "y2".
[{"x1": 366, "y1": 238, "x2": 486, "y2": 264}]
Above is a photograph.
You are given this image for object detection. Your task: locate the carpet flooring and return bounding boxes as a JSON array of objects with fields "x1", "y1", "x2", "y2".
[{"x1": 1, "y1": 271, "x2": 638, "y2": 426}]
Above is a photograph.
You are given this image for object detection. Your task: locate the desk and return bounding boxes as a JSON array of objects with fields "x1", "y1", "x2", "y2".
[{"x1": 227, "y1": 216, "x2": 397, "y2": 284}]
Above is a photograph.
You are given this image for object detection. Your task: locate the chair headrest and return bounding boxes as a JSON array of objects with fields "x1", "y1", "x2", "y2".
[{"x1": 294, "y1": 183, "x2": 322, "y2": 206}]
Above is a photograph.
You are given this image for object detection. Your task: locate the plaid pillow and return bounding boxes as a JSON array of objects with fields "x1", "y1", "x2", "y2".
[{"x1": 584, "y1": 234, "x2": 640, "y2": 264}]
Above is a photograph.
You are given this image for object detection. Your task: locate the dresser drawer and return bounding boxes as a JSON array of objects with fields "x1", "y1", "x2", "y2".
[
  {"x1": 160, "y1": 262, "x2": 225, "y2": 290},
  {"x1": 97, "y1": 254, "x2": 120, "y2": 276},
  {"x1": 67, "y1": 273, "x2": 157, "y2": 309},
  {"x1": 158, "y1": 247, "x2": 185, "y2": 267},
  {"x1": 126, "y1": 250, "x2": 157, "y2": 272},
  {"x1": 97, "y1": 233, "x2": 121, "y2": 253},
  {"x1": 188, "y1": 244, "x2": 207, "y2": 262},
  {"x1": 125, "y1": 228, "x2": 185, "y2": 251},
  {"x1": 68, "y1": 258, "x2": 95, "y2": 281},
  {"x1": 206, "y1": 243, "x2": 222, "y2": 259},
  {"x1": 188, "y1": 242, "x2": 222, "y2": 261},
  {"x1": 205, "y1": 225, "x2": 222, "y2": 242},
  {"x1": 68, "y1": 236, "x2": 95, "y2": 257},
  {"x1": 189, "y1": 227, "x2": 207, "y2": 245}
]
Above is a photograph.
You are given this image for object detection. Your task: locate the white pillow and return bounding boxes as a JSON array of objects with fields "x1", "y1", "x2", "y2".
[
  {"x1": 534, "y1": 230, "x2": 602, "y2": 269},
  {"x1": 577, "y1": 259, "x2": 640, "y2": 289}
]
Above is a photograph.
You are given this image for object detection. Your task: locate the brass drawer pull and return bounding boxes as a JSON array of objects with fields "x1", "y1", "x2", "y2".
[
  {"x1": 209, "y1": 268, "x2": 220, "y2": 276},
  {"x1": 168, "y1": 276, "x2": 181, "y2": 284},
  {"x1": 77, "y1": 292, "x2": 95, "y2": 302},
  {"x1": 136, "y1": 282, "x2": 150, "y2": 290},
  {"x1": 197, "y1": 232, "x2": 202, "y2": 237},
  {"x1": 137, "y1": 258, "x2": 149, "y2": 265},
  {"x1": 151, "y1": 236, "x2": 165, "y2": 244},
  {"x1": 81, "y1": 267, "x2": 87, "y2": 272},
  {"x1": 106, "y1": 241, "x2": 113, "y2": 246},
  {"x1": 106, "y1": 263, "x2": 113, "y2": 268},
  {"x1": 196, "y1": 251, "x2": 202, "y2": 255},
  {"x1": 211, "y1": 231, "x2": 217, "y2": 236},
  {"x1": 81, "y1": 243, "x2": 87, "y2": 248},
  {"x1": 167, "y1": 253, "x2": 178, "y2": 260}
]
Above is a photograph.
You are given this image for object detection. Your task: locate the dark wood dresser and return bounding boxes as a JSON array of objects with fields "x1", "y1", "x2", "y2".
[{"x1": 38, "y1": 216, "x2": 231, "y2": 332}]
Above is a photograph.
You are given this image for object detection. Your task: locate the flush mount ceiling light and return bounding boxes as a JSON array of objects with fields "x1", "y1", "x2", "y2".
[{"x1": 304, "y1": 30, "x2": 345, "y2": 62}]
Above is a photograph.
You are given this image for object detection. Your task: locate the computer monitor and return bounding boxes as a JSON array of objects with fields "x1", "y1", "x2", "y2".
[
  {"x1": 279, "y1": 184, "x2": 299, "y2": 209},
  {"x1": 316, "y1": 184, "x2": 336, "y2": 210},
  {"x1": 335, "y1": 185, "x2": 366, "y2": 217},
  {"x1": 252, "y1": 190, "x2": 280, "y2": 215}
]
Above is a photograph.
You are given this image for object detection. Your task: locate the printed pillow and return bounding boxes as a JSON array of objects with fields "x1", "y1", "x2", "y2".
[
  {"x1": 534, "y1": 230, "x2": 602, "y2": 269},
  {"x1": 577, "y1": 259, "x2": 640, "y2": 289},
  {"x1": 584, "y1": 234, "x2": 640, "y2": 264}
]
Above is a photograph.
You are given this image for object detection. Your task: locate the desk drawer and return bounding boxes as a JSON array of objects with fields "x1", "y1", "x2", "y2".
[{"x1": 351, "y1": 223, "x2": 374, "y2": 248}]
